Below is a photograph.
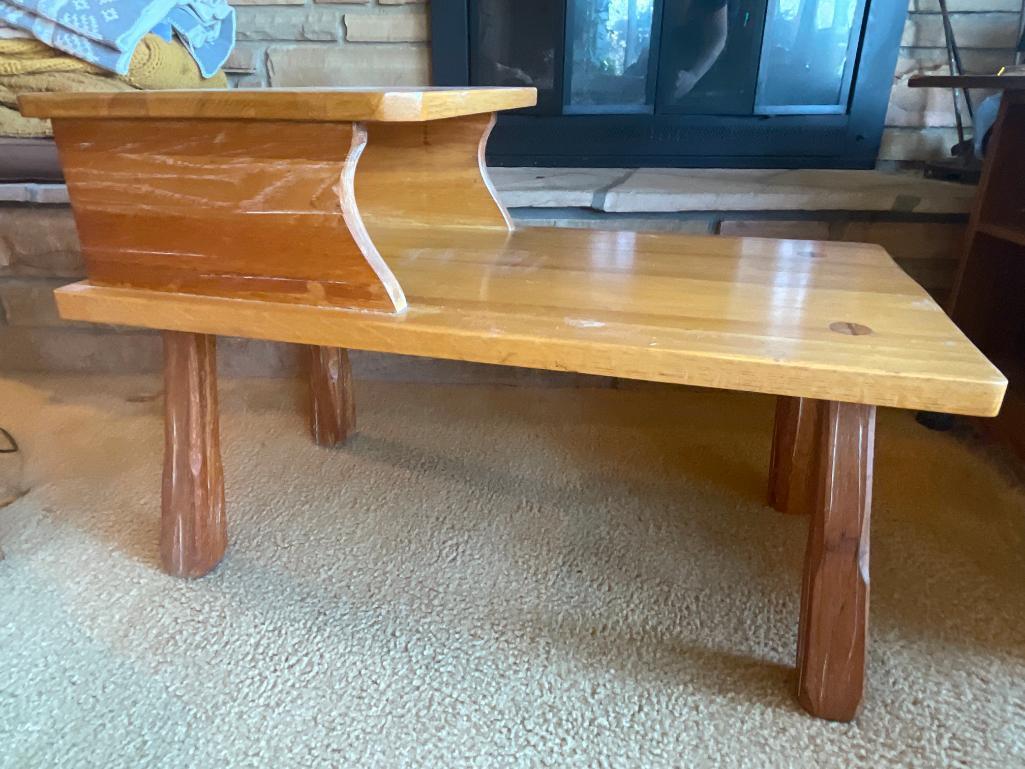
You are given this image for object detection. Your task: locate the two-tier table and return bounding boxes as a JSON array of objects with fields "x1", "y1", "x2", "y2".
[{"x1": 18, "y1": 87, "x2": 1006, "y2": 722}]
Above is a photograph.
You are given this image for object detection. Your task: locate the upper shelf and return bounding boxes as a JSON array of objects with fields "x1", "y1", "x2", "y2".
[
  {"x1": 18, "y1": 87, "x2": 539, "y2": 122},
  {"x1": 908, "y1": 75, "x2": 1025, "y2": 90}
]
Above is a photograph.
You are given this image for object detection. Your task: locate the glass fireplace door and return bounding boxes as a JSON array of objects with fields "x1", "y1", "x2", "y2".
[
  {"x1": 565, "y1": 0, "x2": 659, "y2": 113},
  {"x1": 755, "y1": 0, "x2": 870, "y2": 114},
  {"x1": 446, "y1": 0, "x2": 906, "y2": 167},
  {"x1": 472, "y1": 0, "x2": 869, "y2": 118}
]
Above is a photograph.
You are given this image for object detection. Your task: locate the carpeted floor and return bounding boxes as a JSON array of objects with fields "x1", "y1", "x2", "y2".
[{"x1": 0, "y1": 373, "x2": 1023, "y2": 768}]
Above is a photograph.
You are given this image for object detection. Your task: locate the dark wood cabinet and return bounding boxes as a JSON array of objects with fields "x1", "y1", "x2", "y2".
[{"x1": 912, "y1": 79, "x2": 1025, "y2": 457}]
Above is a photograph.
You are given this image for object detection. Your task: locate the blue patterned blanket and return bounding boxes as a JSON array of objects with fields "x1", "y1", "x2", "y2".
[{"x1": 0, "y1": 0, "x2": 234, "y2": 77}]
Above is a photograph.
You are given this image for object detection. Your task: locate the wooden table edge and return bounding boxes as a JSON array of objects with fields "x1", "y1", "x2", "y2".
[{"x1": 55, "y1": 281, "x2": 1008, "y2": 418}]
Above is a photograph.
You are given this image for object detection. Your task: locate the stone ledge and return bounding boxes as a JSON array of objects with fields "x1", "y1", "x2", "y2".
[
  {"x1": 0, "y1": 184, "x2": 69, "y2": 205},
  {"x1": 492, "y1": 168, "x2": 976, "y2": 215},
  {"x1": 3, "y1": 169, "x2": 973, "y2": 215}
]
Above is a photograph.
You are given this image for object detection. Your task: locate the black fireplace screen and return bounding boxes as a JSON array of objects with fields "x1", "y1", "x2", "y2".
[{"x1": 432, "y1": 0, "x2": 907, "y2": 168}]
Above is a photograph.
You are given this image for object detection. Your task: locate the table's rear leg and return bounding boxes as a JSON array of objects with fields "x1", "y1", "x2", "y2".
[
  {"x1": 308, "y1": 345, "x2": 355, "y2": 447},
  {"x1": 796, "y1": 400, "x2": 875, "y2": 721},
  {"x1": 768, "y1": 396, "x2": 822, "y2": 515},
  {"x1": 161, "y1": 331, "x2": 226, "y2": 578}
]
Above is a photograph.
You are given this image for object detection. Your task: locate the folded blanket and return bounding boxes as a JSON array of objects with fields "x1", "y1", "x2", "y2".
[
  {"x1": 0, "y1": 71, "x2": 134, "y2": 135},
  {"x1": 0, "y1": 38, "x2": 98, "y2": 75},
  {"x1": 0, "y1": 0, "x2": 234, "y2": 77},
  {"x1": 0, "y1": 104, "x2": 47, "y2": 135},
  {"x1": 0, "y1": 35, "x2": 226, "y2": 84},
  {"x1": 163, "y1": 0, "x2": 232, "y2": 80},
  {"x1": 120, "y1": 30, "x2": 226, "y2": 89},
  {"x1": 1, "y1": 33, "x2": 225, "y2": 136}
]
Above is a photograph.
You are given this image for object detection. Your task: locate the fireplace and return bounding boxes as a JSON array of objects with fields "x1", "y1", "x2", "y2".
[{"x1": 431, "y1": 0, "x2": 907, "y2": 168}]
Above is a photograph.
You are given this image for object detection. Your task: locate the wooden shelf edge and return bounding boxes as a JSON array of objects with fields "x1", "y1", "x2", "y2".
[
  {"x1": 19, "y1": 87, "x2": 539, "y2": 123},
  {"x1": 976, "y1": 222, "x2": 1025, "y2": 248}
]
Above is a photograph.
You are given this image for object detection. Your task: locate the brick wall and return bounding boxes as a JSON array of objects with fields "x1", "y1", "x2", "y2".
[
  {"x1": 225, "y1": 0, "x2": 430, "y2": 87},
  {"x1": 883, "y1": 0, "x2": 1021, "y2": 163}
]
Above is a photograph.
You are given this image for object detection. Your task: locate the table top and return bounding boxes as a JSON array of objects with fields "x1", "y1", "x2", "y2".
[
  {"x1": 56, "y1": 226, "x2": 1006, "y2": 416},
  {"x1": 18, "y1": 87, "x2": 539, "y2": 122},
  {"x1": 909, "y1": 74, "x2": 1025, "y2": 90}
]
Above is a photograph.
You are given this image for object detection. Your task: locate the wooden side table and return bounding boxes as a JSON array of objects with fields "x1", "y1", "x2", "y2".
[{"x1": 19, "y1": 87, "x2": 1006, "y2": 722}]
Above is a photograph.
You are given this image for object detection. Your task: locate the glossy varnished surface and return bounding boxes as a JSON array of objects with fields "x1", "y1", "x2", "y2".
[
  {"x1": 19, "y1": 87, "x2": 538, "y2": 122},
  {"x1": 52, "y1": 118, "x2": 406, "y2": 312},
  {"x1": 49, "y1": 110, "x2": 511, "y2": 312},
  {"x1": 358, "y1": 114, "x2": 512, "y2": 232},
  {"x1": 56, "y1": 226, "x2": 1007, "y2": 415}
]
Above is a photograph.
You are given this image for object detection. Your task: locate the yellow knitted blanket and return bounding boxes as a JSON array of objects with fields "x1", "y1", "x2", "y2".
[{"x1": 0, "y1": 34, "x2": 228, "y2": 137}]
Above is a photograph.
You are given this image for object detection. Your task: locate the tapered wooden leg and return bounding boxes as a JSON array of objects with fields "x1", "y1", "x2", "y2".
[
  {"x1": 768, "y1": 396, "x2": 823, "y2": 515},
  {"x1": 161, "y1": 331, "x2": 226, "y2": 578},
  {"x1": 308, "y1": 345, "x2": 355, "y2": 446},
  {"x1": 796, "y1": 400, "x2": 875, "y2": 721}
]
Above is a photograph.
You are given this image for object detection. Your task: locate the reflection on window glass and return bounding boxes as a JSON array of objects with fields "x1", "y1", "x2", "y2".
[
  {"x1": 568, "y1": 0, "x2": 656, "y2": 110},
  {"x1": 756, "y1": 0, "x2": 865, "y2": 111},
  {"x1": 657, "y1": 0, "x2": 746, "y2": 114},
  {"x1": 474, "y1": 0, "x2": 558, "y2": 99}
]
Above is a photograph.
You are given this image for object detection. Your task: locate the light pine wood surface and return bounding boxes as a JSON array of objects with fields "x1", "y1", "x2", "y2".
[
  {"x1": 19, "y1": 87, "x2": 538, "y2": 122},
  {"x1": 358, "y1": 114, "x2": 512, "y2": 232},
  {"x1": 57, "y1": 225, "x2": 1006, "y2": 416},
  {"x1": 29, "y1": 87, "x2": 1004, "y2": 416}
]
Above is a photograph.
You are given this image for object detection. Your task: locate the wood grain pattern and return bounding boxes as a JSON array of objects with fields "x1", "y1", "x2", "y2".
[
  {"x1": 357, "y1": 114, "x2": 512, "y2": 232},
  {"x1": 52, "y1": 118, "x2": 406, "y2": 312},
  {"x1": 19, "y1": 87, "x2": 538, "y2": 122},
  {"x1": 796, "y1": 400, "x2": 875, "y2": 722},
  {"x1": 308, "y1": 345, "x2": 356, "y2": 447},
  {"x1": 56, "y1": 226, "x2": 1007, "y2": 416},
  {"x1": 161, "y1": 331, "x2": 226, "y2": 578},
  {"x1": 45, "y1": 102, "x2": 516, "y2": 314},
  {"x1": 768, "y1": 397, "x2": 823, "y2": 515}
]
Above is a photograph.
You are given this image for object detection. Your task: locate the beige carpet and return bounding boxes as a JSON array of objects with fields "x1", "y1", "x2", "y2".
[{"x1": 1, "y1": 373, "x2": 1023, "y2": 768}]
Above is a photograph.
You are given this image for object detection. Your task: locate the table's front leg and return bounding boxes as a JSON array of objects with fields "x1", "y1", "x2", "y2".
[
  {"x1": 795, "y1": 400, "x2": 875, "y2": 721},
  {"x1": 308, "y1": 345, "x2": 356, "y2": 447},
  {"x1": 161, "y1": 331, "x2": 226, "y2": 578}
]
